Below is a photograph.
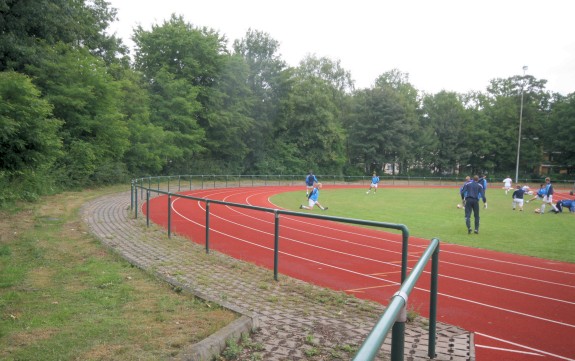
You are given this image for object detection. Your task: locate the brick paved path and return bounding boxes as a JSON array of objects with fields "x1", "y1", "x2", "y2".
[{"x1": 82, "y1": 191, "x2": 474, "y2": 361}]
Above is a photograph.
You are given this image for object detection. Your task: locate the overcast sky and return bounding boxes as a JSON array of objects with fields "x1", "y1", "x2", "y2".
[{"x1": 106, "y1": 0, "x2": 575, "y2": 95}]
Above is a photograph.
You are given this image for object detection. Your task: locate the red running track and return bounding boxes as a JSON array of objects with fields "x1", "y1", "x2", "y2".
[{"x1": 144, "y1": 186, "x2": 575, "y2": 361}]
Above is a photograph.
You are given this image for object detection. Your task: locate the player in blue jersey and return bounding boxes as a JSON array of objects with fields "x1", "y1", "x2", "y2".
[
  {"x1": 526, "y1": 184, "x2": 546, "y2": 204},
  {"x1": 300, "y1": 182, "x2": 328, "y2": 211},
  {"x1": 540, "y1": 177, "x2": 559, "y2": 214},
  {"x1": 305, "y1": 170, "x2": 318, "y2": 197},
  {"x1": 555, "y1": 199, "x2": 575, "y2": 213},
  {"x1": 366, "y1": 172, "x2": 380, "y2": 194},
  {"x1": 478, "y1": 174, "x2": 488, "y2": 208}
]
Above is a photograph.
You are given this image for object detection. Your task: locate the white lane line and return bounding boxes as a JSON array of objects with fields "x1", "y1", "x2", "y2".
[
  {"x1": 171, "y1": 196, "x2": 575, "y2": 330},
  {"x1": 178, "y1": 194, "x2": 575, "y2": 303},
  {"x1": 475, "y1": 332, "x2": 575, "y2": 361}
]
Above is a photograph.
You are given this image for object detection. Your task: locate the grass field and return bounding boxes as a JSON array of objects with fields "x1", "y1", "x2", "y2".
[{"x1": 271, "y1": 185, "x2": 575, "y2": 263}]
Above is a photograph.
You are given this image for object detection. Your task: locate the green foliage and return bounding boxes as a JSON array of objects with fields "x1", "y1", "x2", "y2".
[
  {"x1": 422, "y1": 91, "x2": 471, "y2": 174},
  {"x1": 0, "y1": 71, "x2": 63, "y2": 173},
  {"x1": 548, "y1": 93, "x2": 575, "y2": 171},
  {"x1": 2, "y1": 0, "x2": 574, "y2": 193},
  {"x1": 26, "y1": 44, "x2": 130, "y2": 186},
  {"x1": 0, "y1": 0, "x2": 125, "y2": 71}
]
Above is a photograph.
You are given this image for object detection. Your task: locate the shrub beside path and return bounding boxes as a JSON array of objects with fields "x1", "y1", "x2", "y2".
[{"x1": 82, "y1": 191, "x2": 475, "y2": 361}]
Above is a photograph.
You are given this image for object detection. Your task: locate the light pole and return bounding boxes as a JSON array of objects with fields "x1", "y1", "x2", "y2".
[{"x1": 515, "y1": 65, "x2": 528, "y2": 184}]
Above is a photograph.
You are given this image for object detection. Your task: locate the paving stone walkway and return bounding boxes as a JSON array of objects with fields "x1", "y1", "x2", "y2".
[{"x1": 81, "y1": 191, "x2": 475, "y2": 361}]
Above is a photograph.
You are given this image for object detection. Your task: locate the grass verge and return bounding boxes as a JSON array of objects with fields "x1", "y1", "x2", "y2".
[{"x1": 0, "y1": 186, "x2": 237, "y2": 361}]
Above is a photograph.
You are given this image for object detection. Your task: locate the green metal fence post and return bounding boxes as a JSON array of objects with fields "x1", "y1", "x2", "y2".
[
  {"x1": 130, "y1": 182, "x2": 134, "y2": 211},
  {"x1": 391, "y1": 290, "x2": 407, "y2": 361},
  {"x1": 428, "y1": 240, "x2": 440, "y2": 359},
  {"x1": 273, "y1": 210, "x2": 280, "y2": 281},
  {"x1": 205, "y1": 201, "x2": 210, "y2": 254},
  {"x1": 401, "y1": 226, "x2": 409, "y2": 283},
  {"x1": 167, "y1": 193, "x2": 172, "y2": 239},
  {"x1": 146, "y1": 190, "x2": 150, "y2": 227},
  {"x1": 134, "y1": 187, "x2": 138, "y2": 219}
]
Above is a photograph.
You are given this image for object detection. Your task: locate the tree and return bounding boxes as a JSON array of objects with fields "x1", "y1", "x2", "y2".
[
  {"x1": 133, "y1": 15, "x2": 242, "y2": 173},
  {"x1": 347, "y1": 87, "x2": 410, "y2": 175},
  {"x1": 203, "y1": 54, "x2": 254, "y2": 171},
  {"x1": 484, "y1": 75, "x2": 550, "y2": 176},
  {"x1": 0, "y1": 71, "x2": 62, "y2": 173},
  {"x1": 27, "y1": 44, "x2": 129, "y2": 186},
  {"x1": 0, "y1": 0, "x2": 126, "y2": 72},
  {"x1": 233, "y1": 29, "x2": 289, "y2": 172},
  {"x1": 373, "y1": 69, "x2": 420, "y2": 174},
  {"x1": 548, "y1": 93, "x2": 575, "y2": 173},
  {"x1": 274, "y1": 74, "x2": 346, "y2": 174},
  {"x1": 421, "y1": 91, "x2": 471, "y2": 174}
]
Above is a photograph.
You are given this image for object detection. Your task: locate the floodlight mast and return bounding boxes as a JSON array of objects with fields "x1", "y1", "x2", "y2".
[{"x1": 515, "y1": 65, "x2": 528, "y2": 184}]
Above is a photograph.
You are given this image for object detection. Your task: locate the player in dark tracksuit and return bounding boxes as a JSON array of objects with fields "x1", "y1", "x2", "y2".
[
  {"x1": 555, "y1": 199, "x2": 575, "y2": 213},
  {"x1": 305, "y1": 171, "x2": 318, "y2": 197},
  {"x1": 460, "y1": 175, "x2": 484, "y2": 234}
]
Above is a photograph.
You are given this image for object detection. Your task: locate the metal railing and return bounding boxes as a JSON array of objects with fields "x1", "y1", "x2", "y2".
[
  {"x1": 130, "y1": 175, "x2": 441, "y2": 360},
  {"x1": 132, "y1": 185, "x2": 411, "y2": 283},
  {"x1": 353, "y1": 238, "x2": 440, "y2": 361}
]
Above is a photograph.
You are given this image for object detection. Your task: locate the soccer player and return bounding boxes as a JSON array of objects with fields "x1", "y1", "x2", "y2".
[
  {"x1": 511, "y1": 185, "x2": 525, "y2": 211},
  {"x1": 305, "y1": 170, "x2": 318, "y2": 197},
  {"x1": 478, "y1": 174, "x2": 488, "y2": 208},
  {"x1": 300, "y1": 183, "x2": 328, "y2": 211},
  {"x1": 503, "y1": 176, "x2": 513, "y2": 194},
  {"x1": 555, "y1": 199, "x2": 575, "y2": 213},
  {"x1": 526, "y1": 184, "x2": 546, "y2": 204},
  {"x1": 460, "y1": 175, "x2": 484, "y2": 234},
  {"x1": 540, "y1": 177, "x2": 559, "y2": 214},
  {"x1": 366, "y1": 172, "x2": 380, "y2": 194}
]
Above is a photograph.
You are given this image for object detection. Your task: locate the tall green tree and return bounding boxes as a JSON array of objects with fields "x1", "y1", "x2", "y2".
[
  {"x1": 347, "y1": 87, "x2": 409, "y2": 174},
  {"x1": 421, "y1": 91, "x2": 471, "y2": 174},
  {"x1": 274, "y1": 73, "x2": 346, "y2": 174},
  {"x1": 114, "y1": 68, "x2": 174, "y2": 176},
  {"x1": 27, "y1": 44, "x2": 129, "y2": 186},
  {"x1": 0, "y1": 0, "x2": 126, "y2": 71},
  {"x1": 133, "y1": 14, "x2": 240, "y2": 173},
  {"x1": 373, "y1": 69, "x2": 420, "y2": 174},
  {"x1": 233, "y1": 29, "x2": 289, "y2": 172},
  {"x1": 203, "y1": 54, "x2": 254, "y2": 171},
  {"x1": 483, "y1": 75, "x2": 550, "y2": 176},
  {"x1": 548, "y1": 93, "x2": 575, "y2": 173},
  {"x1": 0, "y1": 71, "x2": 62, "y2": 173}
]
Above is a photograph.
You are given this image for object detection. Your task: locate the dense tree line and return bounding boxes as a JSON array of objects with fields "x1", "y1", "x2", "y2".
[{"x1": 1, "y1": 1, "x2": 574, "y2": 204}]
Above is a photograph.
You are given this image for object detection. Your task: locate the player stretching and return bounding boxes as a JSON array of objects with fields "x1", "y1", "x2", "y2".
[{"x1": 300, "y1": 183, "x2": 328, "y2": 211}]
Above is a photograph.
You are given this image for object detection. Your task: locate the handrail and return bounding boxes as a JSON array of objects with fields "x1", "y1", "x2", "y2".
[
  {"x1": 131, "y1": 177, "x2": 440, "y2": 360},
  {"x1": 132, "y1": 185, "x2": 411, "y2": 283},
  {"x1": 353, "y1": 238, "x2": 440, "y2": 361}
]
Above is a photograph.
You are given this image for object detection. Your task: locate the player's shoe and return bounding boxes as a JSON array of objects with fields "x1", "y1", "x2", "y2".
[
  {"x1": 323, "y1": 207, "x2": 328, "y2": 211},
  {"x1": 299, "y1": 205, "x2": 303, "y2": 209},
  {"x1": 468, "y1": 228, "x2": 472, "y2": 234},
  {"x1": 474, "y1": 230, "x2": 479, "y2": 234}
]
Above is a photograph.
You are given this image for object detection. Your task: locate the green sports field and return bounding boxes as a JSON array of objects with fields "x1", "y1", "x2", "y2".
[{"x1": 271, "y1": 186, "x2": 574, "y2": 263}]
